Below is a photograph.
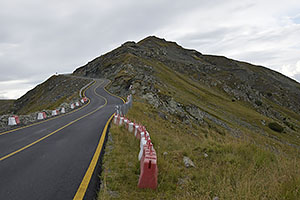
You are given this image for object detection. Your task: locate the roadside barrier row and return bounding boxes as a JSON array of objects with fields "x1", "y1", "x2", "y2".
[
  {"x1": 113, "y1": 95, "x2": 158, "y2": 190},
  {"x1": 115, "y1": 94, "x2": 133, "y2": 116},
  {"x1": 7, "y1": 97, "x2": 88, "y2": 126}
]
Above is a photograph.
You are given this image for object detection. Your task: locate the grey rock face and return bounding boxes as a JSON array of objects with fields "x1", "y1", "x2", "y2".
[{"x1": 183, "y1": 156, "x2": 195, "y2": 168}]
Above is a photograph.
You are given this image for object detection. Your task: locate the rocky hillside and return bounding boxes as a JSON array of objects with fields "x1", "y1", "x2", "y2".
[
  {"x1": 74, "y1": 36, "x2": 300, "y2": 145},
  {"x1": 6, "y1": 75, "x2": 91, "y2": 115},
  {"x1": 73, "y1": 36, "x2": 300, "y2": 199}
]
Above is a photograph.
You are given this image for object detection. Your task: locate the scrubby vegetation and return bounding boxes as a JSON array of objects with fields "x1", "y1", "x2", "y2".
[{"x1": 99, "y1": 101, "x2": 300, "y2": 199}]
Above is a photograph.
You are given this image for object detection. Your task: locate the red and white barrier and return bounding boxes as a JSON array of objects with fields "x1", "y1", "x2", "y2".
[
  {"x1": 128, "y1": 121, "x2": 134, "y2": 132},
  {"x1": 61, "y1": 107, "x2": 65, "y2": 114},
  {"x1": 138, "y1": 142, "x2": 158, "y2": 189},
  {"x1": 134, "y1": 124, "x2": 139, "y2": 137},
  {"x1": 70, "y1": 103, "x2": 75, "y2": 109},
  {"x1": 113, "y1": 112, "x2": 158, "y2": 189},
  {"x1": 136, "y1": 126, "x2": 144, "y2": 140},
  {"x1": 52, "y1": 109, "x2": 59, "y2": 116},
  {"x1": 14, "y1": 115, "x2": 20, "y2": 124},
  {"x1": 8, "y1": 115, "x2": 20, "y2": 126},
  {"x1": 37, "y1": 112, "x2": 47, "y2": 120},
  {"x1": 119, "y1": 116, "x2": 124, "y2": 126},
  {"x1": 8, "y1": 117, "x2": 17, "y2": 126},
  {"x1": 114, "y1": 114, "x2": 118, "y2": 125},
  {"x1": 81, "y1": 97, "x2": 88, "y2": 104},
  {"x1": 75, "y1": 102, "x2": 80, "y2": 107},
  {"x1": 139, "y1": 131, "x2": 151, "y2": 160},
  {"x1": 124, "y1": 118, "x2": 129, "y2": 129}
]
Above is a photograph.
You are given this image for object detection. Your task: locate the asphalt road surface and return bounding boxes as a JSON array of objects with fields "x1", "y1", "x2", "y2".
[{"x1": 0, "y1": 79, "x2": 123, "y2": 200}]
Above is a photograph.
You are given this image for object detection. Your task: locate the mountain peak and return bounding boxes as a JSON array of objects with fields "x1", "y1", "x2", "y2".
[
  {"x1": 139, "y1": 35, "x2": 166, "y2": 43},
  {"x1": 138, "y1": 36, "x2": 180, "y2": 48}
]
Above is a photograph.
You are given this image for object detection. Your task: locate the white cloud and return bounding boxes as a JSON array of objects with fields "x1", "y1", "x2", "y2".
[
  {"x1": 1, "y1": 0, "x2": 300, "y2": 99},
  {"x1": 281, "y1": 61, "x2": 300, "y2": 78},
  {"x1": 0, "y1": 79, "x2": 36, "y2": 99}
]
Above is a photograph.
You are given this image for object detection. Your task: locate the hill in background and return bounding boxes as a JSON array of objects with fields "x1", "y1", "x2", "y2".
[
  {"x1": 74, "y1": 36, "x2": 300, "y2": 199},
  {"x1": 74, "y1": 36, "x2": 300, "y2": 140},
  {"x1": 1, "y1": 75, "x2": 90, "y2": 115}
]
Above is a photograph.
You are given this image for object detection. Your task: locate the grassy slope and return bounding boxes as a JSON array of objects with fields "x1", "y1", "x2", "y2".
[
  {"x1": 100, "y1": 102, "x2": 300, "y2": 199},
  {"x1": 99, "y1": 61, "x2": 300, "y2": 199},
  {"x1": 0, "y1": 100, "x2": 15, "y2": 115},
  {"x1": 13, "y1": 75, "x2": 91, "y2": 115}
]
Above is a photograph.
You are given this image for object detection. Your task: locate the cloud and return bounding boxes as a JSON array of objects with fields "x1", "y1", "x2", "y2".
[
  {"x1": 1, "y1": 0, "x2": 300, "y2": 99},
  {"x1": 0, "y1": 79, "x2": 36, "y2": 99},
  {"x1": 280, "y1": 61, "x2": 300, "y2": 79}
]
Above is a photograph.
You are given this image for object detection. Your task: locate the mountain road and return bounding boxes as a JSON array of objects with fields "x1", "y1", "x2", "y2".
[{"x1": 0, "y1": 79, "x2": 123, "y2": 200}]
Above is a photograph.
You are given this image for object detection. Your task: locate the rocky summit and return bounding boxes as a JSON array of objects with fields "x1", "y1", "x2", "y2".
[{"x1": 74, "y1": 36, "x2": 300, "y2": 141}]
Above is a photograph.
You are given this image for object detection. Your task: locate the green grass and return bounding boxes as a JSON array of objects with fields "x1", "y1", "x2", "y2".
[
  {"x1": 99, "y1": 101, "x2": 300, "y2": 199},
  {"x1": 98, "y1": 51, "x2": 300, "y2": 199},
  {"x1": 0, "y1": 100, "x2": 14, "y2": 114},
  {"x1": 14, "y1": 75, "x2": 91, "y2": 115}
]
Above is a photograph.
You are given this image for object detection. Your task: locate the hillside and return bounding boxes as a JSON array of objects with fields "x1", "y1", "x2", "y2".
[
  {"x1": 74, "y1": 36, "x2": 300, "y2": 143},
  {"x1": 74, "y1": 36, "x2": 300, "y2": 199},
  {"x1": 0, "y1": 100, "x2": 14, "y2": 115},
  {"x1": 7, "y1": 75, "x2": 90, "y2": 115}
]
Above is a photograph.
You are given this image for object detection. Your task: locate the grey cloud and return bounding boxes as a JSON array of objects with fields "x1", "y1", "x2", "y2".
[{"x1": 1, "y1": 0, "x2": 300, "y2": 99}]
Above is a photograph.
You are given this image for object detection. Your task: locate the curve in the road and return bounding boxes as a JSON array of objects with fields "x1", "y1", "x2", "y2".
[
  {"x1": 0, "y1": 78, "x2": 124, "y2": 200},
  {"x1": 0, "y1": 80, "x2": 96, "y2": 137},
  {"x1": 73, "y1": 80, "x2": 126, "y2": 199},
  {"x1": 0, "y1": 80, "x2": 106, "y2": 161}
]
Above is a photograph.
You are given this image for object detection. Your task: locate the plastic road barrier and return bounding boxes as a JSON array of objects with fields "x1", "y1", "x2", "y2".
[
  {"x1": 37, "y1": 112, "x2": 47, "y2": 120},
  {"x1": 134, "y1": 125, "x2": 139, "y2": 137},
  {"x1": 138, "y1": 144, "x2": 158, "y2": 189},
  {"x1": 119, "y1": 117, "x2": 124, "y2": 126},
  {"x1": 8, "y1": 117, "x2": 17, "y2": 126},
  {"x1": 52, "y1": 110, "x2": 59, "y2": 116},
  {"x1": 128, "y1": 122, "x2": 134, "y2": 133},
  {"x1": 114, "y1": 114, "x2": 118, "y2": 125},
  {"x1": 14, "y1": 115, "x2": 20, "y2": 124}
]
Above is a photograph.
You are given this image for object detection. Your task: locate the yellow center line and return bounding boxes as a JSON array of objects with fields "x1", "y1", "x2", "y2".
[
  {"x1": 0, "y1": 80, "x2": 105, "y2": 162},
  {"x1": 73, "y1": 80, "x2": 126, "y2": 200},
  {"x1": 73, "y1": 114, "x2": 114, "y2": 200},
  {"x1": 0, "y1": 80, "x2": 97, "y2": 137},
  {"x1": 102, "y1": 80, "x2": 126, "y2": 103}
]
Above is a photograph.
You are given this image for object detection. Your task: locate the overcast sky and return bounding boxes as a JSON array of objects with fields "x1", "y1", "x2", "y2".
[{"x1": 1, "y1": 0, "x2": 300, "y2": 99}]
